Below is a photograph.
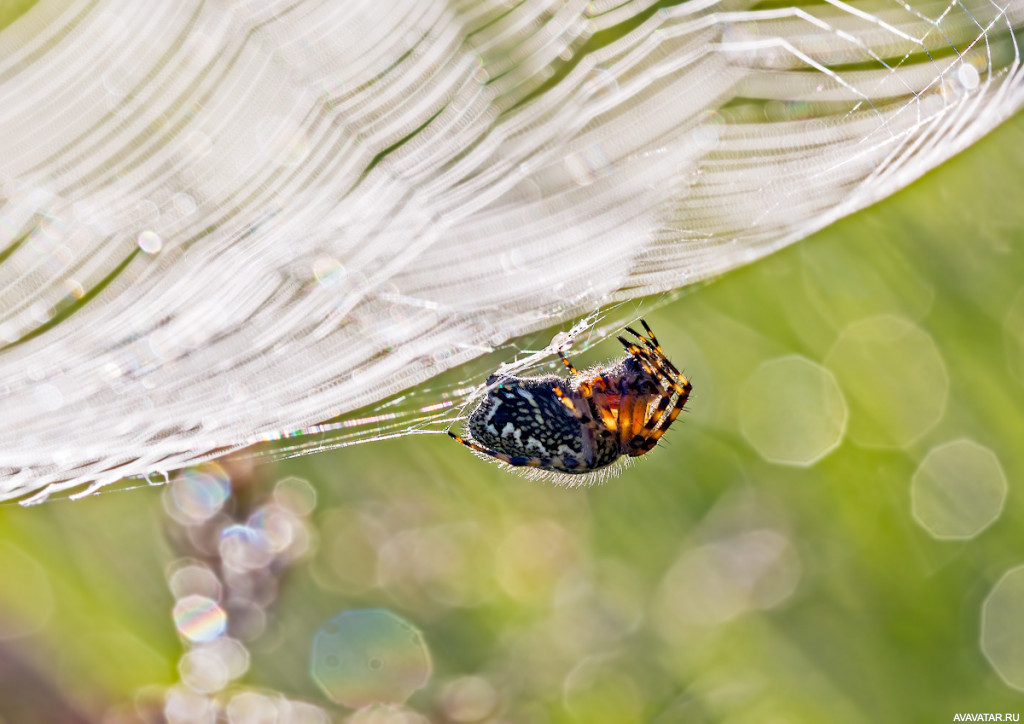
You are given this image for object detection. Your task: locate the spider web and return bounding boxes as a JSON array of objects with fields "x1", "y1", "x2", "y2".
[{"x1": 0, "y1": 0, "x2": 1021, "y2": 503}]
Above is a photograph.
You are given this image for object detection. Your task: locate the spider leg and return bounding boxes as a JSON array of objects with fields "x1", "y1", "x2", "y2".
[
  {"x1": 559, "y1": 380, "x2": 620, "y2": 467},
  {"x1": 627, "y1": 391, "x2": 689, "y2": 456},
  {"x1": 645, "y1": 337, "x2": 685, "y2": 381},
  {"x1": 552, "y1": 385, "x2": 587, "y2": 421},
  {"x1": 637, "y1": 343, "x2": 692, "y2": 424},
  {"x1": 626, "y1": 374, "x2": 691, "y2": 456},
  {"x1": 625, "y1": 319, "x2": 665, "y2": 356},
  {"x1": 620, "y1": 325, "x2": 689, "y2": 390},
  {"x1": 617, "y1": 337, "x2": 680, "y2": 394},
  {"x1": 624, "y1": 326, "x2": 655, "y2": 352},
  {"x1": 646, "y1": 354, "x2": 690, "y2": 396},
  {"x1": 615, "y1": 388, "x2": 635, "y2": 448},
  {"x1": 617, "y1": 335, "x2": 654, "y2": 363},
  {"x1": 625, "y1": 322, "x2": 684, "y2": 378},
  {"x1": 619, "y1": 321, "x2": 692, "y2": 456},
  {"x1": 559, "y1": 350, "x2": 579, "y2": 376},
  {"x1": 447, "y1": 432, "x2": 535, "y2": 466},
  {"x1": 605, "y1": 376, "x2": 663, "y2": 453},
  {"x1": 583, "y1": 376, "x2": 619, "y2": 434}
]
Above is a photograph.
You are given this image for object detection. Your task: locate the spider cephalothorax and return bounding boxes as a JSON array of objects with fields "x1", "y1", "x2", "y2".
[{"x1": 448, "y1": 320, "x2": 691, "y2": 484}]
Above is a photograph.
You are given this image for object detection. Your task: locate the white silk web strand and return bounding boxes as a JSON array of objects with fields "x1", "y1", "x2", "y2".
[{"x1": 0, "y1": 0, "x2": 1021, "y2": 502}]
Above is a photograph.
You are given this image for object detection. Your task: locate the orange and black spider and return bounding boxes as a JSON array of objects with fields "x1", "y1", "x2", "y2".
[{"x1": 447, "y1": 320, "x2": 691, "y2": 484}]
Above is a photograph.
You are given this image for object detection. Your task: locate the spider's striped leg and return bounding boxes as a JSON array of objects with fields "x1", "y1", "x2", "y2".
[
  {"x1": 618, "y1": 323, "x2": 692, "y2": 456},
  {"x1": 552, "y1": 385, "x2": 597, "y2": 429},
  {"x1": 625, "y1": 321, "x2": 684, "y2": 379},
  {"x1": 557, "y1": 379, "x2": 619, "y2": 468},
  {"x1": 615, "y1": 386, "x2": 636, "y2": 448},
  {"x1": 446, "y1": 432, "x2": 537, "y2": 466},
  {"x1": 582, "y1": 376, "x2": 618, "y2": 435},
  {"x1": 559, "y1": 350, "x2": 579, "y2": 376},
  {"x1": 633, "y1": 337, "x2": 692, "y2": 425},
  {"x1": 626, "y1": 373, "x2": 692, "y2": 456},
  {"x1": 624, "y1": 325, "x2": 656, "y2": 353},
  {"x1": 556, "y1": 349, "x2": 613, "y2": 463},
  {"x1": 620, "y1": 328, "x2": 691, "y2": 401},
  {"x1": 617, "y1": 337, "x2": 678, "y2": 394},
  {"x1": 606, "y1": 381, "x2": 663, "y2": 455}
]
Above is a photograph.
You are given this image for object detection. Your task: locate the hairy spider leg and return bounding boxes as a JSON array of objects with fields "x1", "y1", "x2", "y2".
[
  {"x1": 618, "y1": 323, "x2": 684, "y2": 378},
  {"x1": 557, "y1": 381, "x2": 620, "y2": 468},
  {"x1": 584, "y1": 347, "x2": 656, "y2": 449},
  {"x1": 619, "y1": 334, "x2": 687, "y2": 397},
  {"x1": 616, "y1": 386, "x2": 638, "y2": 448},
  {"x1": 618, "y1": 338, "x2": 691, "y2": 419},
  {"x1": 559, "y1": 349, "x2": 579, "y2": 375},
  {"x1": 616, "y1": 337, "x2": 676, "y2": 395},
  {"x1": 558, "y1": 350, "x2": 615, "y2": 445},
  {"x1": 583, "y1": 376, "x2": 619, "y2": 434},
  {"x1": 626, "y1": 374, "x2": 691, "y2": 455},
  {"x1": 552, "y1": 386, "x2": 605, "y2": 444},
  {"x1": 627, "y1": 387, "x2": 690, "y2": 454},
  {"x1": 618, "y1": 338, "x2": 660, "y2": 379},
  {"x1": 447, "y1": 431, "x2": 533, "y2": 465},
  {"x1": 550, "y1": 386, "x2": 578, "y2": 414},
  {"x1": 610, "y1": 356, "x2": 666, "y2": 449},
  {"x1": 631, "y1": 319, "x2": 663, "y2": 350},
  {"x1": 631, "y1": 373, "x2": 691, "y2": 455},
  {"x1": 618, "y1": 327, "x2": 692, "y2": 456},
  {"x1": 627, "y1": 321, "x2": 684, "y2": 379},
  {"x1": 554, "y1": 349, "x2": 616, "y2": 456}
]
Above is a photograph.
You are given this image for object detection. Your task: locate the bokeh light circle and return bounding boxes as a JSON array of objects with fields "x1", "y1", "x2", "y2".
[
  {"x1": 982, "y1": 565, "x2": 1024, "y2": 692},
  {"x1": 345, "y1": 704, "x2": 431, "y2": 724},
  {"x1": 163, "y1": 685, "x2": 215, "y2": 724},
  {"x1": 225, "y1": 692, "x2": 277, "y2": 723},
  {"x1": 495, "y1": 521, "x2": 576, "y2": 602},
  {"x1": 248, "y1": 506, "x2": 297, "y2": 554},
  {"x1": 219, "y1": 524, "x2": 274, "y2": 572},
  {"x1": 166, "y1": 464, "x2": 231, "y2": 525},
  {"x1": 167, "y1": 562, "x2": 222, "y2": 601},
  {"x1": 739, "y1": 355, "x2": 847, "y2": 466},
  {"x1": 440, "y1": 676, "x2": 499, "y2": 722},
  {"x1": 653, "y1": 529, "x2": 801, "y2": 634},
  {"x1": 178, "y1": 648, "x2": 230, "y2": 694},
  {"x1": 825, "y1": 315, "x2": 948, "y2": 448},
  {"x1": 911, "y1": 439, "x2": 1007, "y2": 539},
  {"x1": 225, "y1": 691, "x2": 330, "y2": 723},
  {"x1": 274, "y1": 475, "x2": 318, "y2": 515},
  {"x1": 562, "y1": 655, "x2": 643, "y2": 722},
  {"x1": 172, "y1": 594, "x2": 227, "y2": 643},
  {"x1": 311, "y1": 609, "x2": 431, "y2": 709},
  {"x1": 198, "y1": 636, "x2": 250, "y2": 681}
]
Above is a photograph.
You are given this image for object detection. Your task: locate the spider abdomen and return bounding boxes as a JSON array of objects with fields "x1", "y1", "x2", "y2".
[{"x1": 467, "y1": 377, "x2": 586, "y2": 462}]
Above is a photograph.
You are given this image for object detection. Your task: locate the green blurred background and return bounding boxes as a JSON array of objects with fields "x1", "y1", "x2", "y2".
[
  {"x1": 3, "y1": 2, "x2": 1024, "y2": 722},
  {"x1": 1, "y1": 106, "x2": 1023, "y2": 723}
]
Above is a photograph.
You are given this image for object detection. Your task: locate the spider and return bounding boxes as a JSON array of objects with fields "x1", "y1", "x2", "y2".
[{"x1": 447, "y1": 319, "x2": 691, "y2": 484}]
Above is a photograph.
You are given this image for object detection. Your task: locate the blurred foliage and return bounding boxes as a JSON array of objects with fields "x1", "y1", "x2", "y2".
[{"x1": 2, "y1": 106, "x2": 1024, "y2": 723}]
